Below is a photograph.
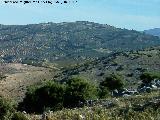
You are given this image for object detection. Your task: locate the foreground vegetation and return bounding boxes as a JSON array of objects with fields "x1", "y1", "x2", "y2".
[
  {"x1": 28, "y1": 105, "x2": 159, "y2": 120},
  {"x1": 0, "y1": 71, "x2": 159, "y2": 120},
  {"x1": 1, "y1": 90, "x2": 159, "y2": 120}
]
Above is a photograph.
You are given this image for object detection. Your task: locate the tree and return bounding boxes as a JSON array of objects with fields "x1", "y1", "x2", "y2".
[
  {"x1": 63, "y1": 77, "x2": 98, "y2": 108},
  {"x1": 100, "y1": 73, "x2": 124, "y2": 91},
  {"x1": 18, "y1": 81, "x2": 65, "y2": 113}
]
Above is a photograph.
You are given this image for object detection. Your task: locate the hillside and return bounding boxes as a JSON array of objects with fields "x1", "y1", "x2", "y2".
[
  {"x1": 0, "y1": 21, "x2": 160, "y2": 65},
  {"x1": 1, "y1": 46, "x2": 160, "y2": 102},
  {"x1": 54, "y1": 46, "x2": 160, "y2": 88},
  {"x1": 0, "y1": 44, "x2": 160, "y2": 120},
  {"x1": 1, "y1": 47, "x2": 160, "y2": 119},
  {"x1": 144, "y1": 28, "x2": 160, "y2": 37},
  {"x1": 0, "y1": 63, "x2": 55, "y2": 102}
]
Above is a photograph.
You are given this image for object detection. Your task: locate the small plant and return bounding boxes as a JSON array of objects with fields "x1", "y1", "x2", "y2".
[{"x1": 11, "y1": 112, "x2": 28, "y2": 120}]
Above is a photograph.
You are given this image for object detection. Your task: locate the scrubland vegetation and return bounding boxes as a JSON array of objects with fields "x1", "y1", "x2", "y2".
[
  {"x1": 1, "y1": 47, "x2": 160, "y2": 119},
  {"x1": 0, "y1": 71, "x2": 159, "y2": 120}
]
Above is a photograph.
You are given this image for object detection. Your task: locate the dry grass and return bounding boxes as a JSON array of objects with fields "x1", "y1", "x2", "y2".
[{"x1": 0, "y1": 63, "x2": 54, "y2": 102}]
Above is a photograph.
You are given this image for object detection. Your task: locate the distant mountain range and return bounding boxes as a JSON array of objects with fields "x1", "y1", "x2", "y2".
[
  {"x1": 0, "y1": 21, "x2": 160, "y2": 65},
  {"x1": 144, "y1": 28, "x2": 160, "y2": 37}
]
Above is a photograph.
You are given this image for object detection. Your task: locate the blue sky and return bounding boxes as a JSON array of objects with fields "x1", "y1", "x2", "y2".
[{"x1": 0, "y1": 0, "x2": 160, "y2": 30}]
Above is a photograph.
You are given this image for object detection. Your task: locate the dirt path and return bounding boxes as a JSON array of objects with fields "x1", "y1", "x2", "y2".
[{"x1": 0, "y1": 63, "x2": 54, "y2": 102}]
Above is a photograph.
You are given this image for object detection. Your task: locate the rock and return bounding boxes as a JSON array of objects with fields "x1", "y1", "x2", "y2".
[
  {"x1": 151, "y1": 84, "x2": 158, "y2": 90},
  {"x1": 112, "y1": 88, "x2": 139, "y2": 97},
  {"x1": 138, "y1": 86, "x2": 146, "y2": 93},
  {"x1": 112, "y1": 89, "x2": 120, "y2": 97},
  {"x1": 79, "y1": 115, "x2": 85, "y2": 119},
  {"x1": 123, "y1": 94, "x2": 131, "y2": 97},
  {"x1": 155, "y1": 80, "x2": 160, "y2": 87},
  {"x1": 124, "y1": 90, "x2": 138, "y2": 95}
]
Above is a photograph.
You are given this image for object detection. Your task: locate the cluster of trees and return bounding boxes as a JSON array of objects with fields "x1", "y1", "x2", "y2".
[
  {"x1": 18, "y1": 73, "x2": 124, "y2": 114},
  {"x1": 18, "y1": 71, "x2": 159, "y2": 114}
]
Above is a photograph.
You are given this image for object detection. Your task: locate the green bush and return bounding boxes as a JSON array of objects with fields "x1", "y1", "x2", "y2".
[
  {"x1": 64, "y1": 77, "x2": 98, "y2": 108},
  {"x1": 140, "y1": 72, "x2": 160, "y2": 84},
  {"x1": 19, "y1": 78, "x2": 99, "y2": 113},
  {"x1": 0, "y1": 97, "x2": 15, "y2": 120},
  {"x1": 100, "y1": 73, "x2": 124, "y2": 93},
  {"x1": 18, "y1": 81, "x2": 65, "y2": 113},
  {"x1": 11, "y1": 112, "x2": 28, "y2": 120},
  {"x1": 98, "y1": 86, "x2": 110, "y2": 99}
]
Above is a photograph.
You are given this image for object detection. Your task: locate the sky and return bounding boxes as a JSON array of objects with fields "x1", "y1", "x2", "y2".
[{"x1": 0, "y1": 0, "x2": 160, "y2": 31}]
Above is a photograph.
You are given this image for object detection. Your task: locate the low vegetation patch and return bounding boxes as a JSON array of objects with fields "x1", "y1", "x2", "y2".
[{"x1": 0, "y1": 97, "x2": 15, "y2": 120}]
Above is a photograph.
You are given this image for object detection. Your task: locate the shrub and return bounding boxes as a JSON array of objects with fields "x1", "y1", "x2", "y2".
[
  {"x1": 18, "y1": 81, "x2": 65, "y2": 113},
  {"x1": 98, "y1": 86, "x2": 109, "y2": 99},
  {"x1": 100, "y1": 73, "x2": 124, "y2": 92},
  {"x1": 11, "y1": 112, "x2": 28, "y2": 120},
  {"x1": 64, "y1": 77, "x2": 98, "y2": 108},
  {"x1": 140, "y1": 72, "x2": 160, "y2": 84},
  {"x1": 0, "y1": 97, "x2": 15, "y2": 120}
]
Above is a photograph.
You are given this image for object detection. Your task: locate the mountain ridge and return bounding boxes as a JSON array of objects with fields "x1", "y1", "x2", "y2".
[
  {"x1": 144, "y1": 28, "x2": 160, "y2": 37},
  {"x1": 0, "y1": 21, "x2": 160, "y2": 65}
]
